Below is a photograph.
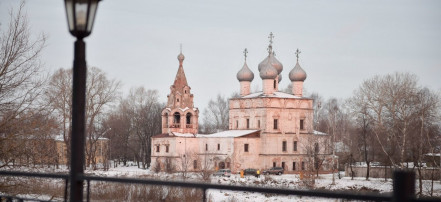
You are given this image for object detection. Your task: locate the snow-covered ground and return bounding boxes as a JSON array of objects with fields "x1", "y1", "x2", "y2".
[{"x1": 2, "y1": 164, "x2": 441, "y2": 201}]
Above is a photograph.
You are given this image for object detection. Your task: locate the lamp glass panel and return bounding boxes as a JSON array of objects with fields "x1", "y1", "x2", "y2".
[
  {"x1": 86, "y1": 2, "x2": 98, "y2": 32},
  {"x1": 65, "y1": 1, "x2": 74, "y2": 31},
  {"x1": 74, "y1": 2, "x2": 88, "y2": 31}
]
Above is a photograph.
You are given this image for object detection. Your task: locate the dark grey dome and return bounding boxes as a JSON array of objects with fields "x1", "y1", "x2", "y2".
[
  {"x1": 259, "y1": 61, "x2": 278, "y2": 80},
  {"x1": 289, "y1": 62, "x2": 307, "y2": 81},
  {"x1": 237, "y1": 62, "x2": 254, "y2": 82},
  {"x1": 258, "y1": 52, "x2": 283, "y2": 74}
]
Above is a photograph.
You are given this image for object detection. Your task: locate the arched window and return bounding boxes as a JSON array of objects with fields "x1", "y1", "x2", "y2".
[
  {"x1": 274, "y1": 79, "x2": 276, "y2": 89},
  {"x1": 186, "y1": 113, "x2": 192, "y2": 124},
  {"x1": 165, "y1": 113, "x2": 169, "y2": 126},
  {"x1": 174, "y1": 112, "x2": 181, "y2": 123}
]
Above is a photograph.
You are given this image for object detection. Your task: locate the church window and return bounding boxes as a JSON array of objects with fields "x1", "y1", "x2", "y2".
[
  {"x1": 156, "y1": 145, "x2": 160, "y2": 152},
  {"x1": 185, "y1": 90, "x2": 187, "y2": 93},
  {"x1": 273, "y1": 162, "x2": 276, "y2": 167},
  {"x1": 244, "y1": 144, "x2": 249, "y2": 152},
  {"x1": 193, "y1": 160, "x2": 197, "y2": 169},
  {"x1": 205, "y1": 144, "x2": 208, "y2": 151},
  {"x1": 273, "y1": 119, "x2": 278, "y2": 130},
  {"x1": 165, "y1": 113, "x2": 169, "y2": 126},
  {"x1": 174, "y1": 112, "x2": 180, "y2": 124},
  {"x1": 282, "y1": 162, "x2": 285, "y2": 169},
  {"x1": 218, "y1": 143, "x2": 220, "y2": 151},
  {"x1": 293, "y1": 141, "x2": 298, "y2": 151},
  {"x1": 300, "y1": 119, "x2": 304, "y2": 130},
  {"x1": 166, "y1": 145, "x2": 169, "y2": 153},
  {"x1": 227, "y1": 162, "x2": 230, "y2": 168},
  {"x1": 301, "y1": 161, "x2": 305, "y2": 170},
  {"x1": 293, "y1": 162, "x2": 296, "y2": 170},
  {"x1": 246, "y1": 119, "x2": 250, "y2": 129},
  {"x1": 258, "y1": 120, "x2": 260, "y2": 128},
  {"x1": 315, "y1": 143, "x2": 319, "y2": 153},
  {"x1": 236, "y1": 120, "x2": 239, "y2": 129},
  {"x1": 273, "y1": 79, "x2": 276, "y2": 89},
  {"x1": 177, "y1": 98, "x2": 179, "y2": 102},
  {"x1": 282, "y1": 141, "x2": 287, "y2": 152},
  {"x1": 186, "y1": 113, "x2": 191, "y2": 124}
]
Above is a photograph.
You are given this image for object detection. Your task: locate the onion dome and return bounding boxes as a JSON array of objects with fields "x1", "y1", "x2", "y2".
[
  {"x1": 278, "y1": 73, "x2": 282, "y2": 82},
  {"x1": 259, "y1": 61, "x2": 278, "y2": 79},
  {"x1": 237, "y1": 62, "x2": 254, "y2": 82},
  {"x1": 289, "y1": 62, "x2": 307, "y2": 81},
  {"x1": 258, "y1": 52, "x2": 283, "y2": 74},
  {"x1": 177, "y1": 52, "x2": 185, "y2": 62}
]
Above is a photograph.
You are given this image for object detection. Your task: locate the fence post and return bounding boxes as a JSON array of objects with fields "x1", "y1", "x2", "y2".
[{"x1": 393, "y1": 170, "x2": 415, "y2": 202}]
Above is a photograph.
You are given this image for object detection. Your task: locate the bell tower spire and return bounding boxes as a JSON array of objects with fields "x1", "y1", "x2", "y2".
[{"x1": 161, "y1": 47, "x2": 199, "y2": 134}]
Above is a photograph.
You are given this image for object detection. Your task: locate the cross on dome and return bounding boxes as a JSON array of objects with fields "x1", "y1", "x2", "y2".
[
  {"x1": 268, "y1": 32, "x2": 274, "y2": 45},
  {"x1": 267, "y1": 32, "x2": 274, "y2": 54},
  {"x1": 295, "y1": 48, "x2": 301, "y2": 62},
  {"x1": 243, "y1": 48, "x2": 248, "y2": 61}
]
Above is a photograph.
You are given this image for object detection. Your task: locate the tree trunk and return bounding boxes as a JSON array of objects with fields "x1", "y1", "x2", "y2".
[{"x1": 366, "y1": 161, "x2": 370, "y2": 180}]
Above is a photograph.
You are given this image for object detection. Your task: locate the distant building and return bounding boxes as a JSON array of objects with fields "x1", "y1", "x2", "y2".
[
  {"x1": 151, "y1": 34, "x2": 333, "y2": 173},
  {"x1": 0, "y1": 134, "x2": 107, "y2": 167},
  {"x1": 55, "y1": 136, "x2": 109, "y2": 166}
]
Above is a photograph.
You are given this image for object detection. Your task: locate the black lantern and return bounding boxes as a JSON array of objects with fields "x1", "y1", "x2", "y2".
[{"x1": 65, "y1": 0, "x2": 100, "y2": 38}]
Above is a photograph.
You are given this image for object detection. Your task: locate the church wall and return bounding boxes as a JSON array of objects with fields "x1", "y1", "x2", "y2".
[
  {"x1": 229, "y1": 97, "x2": 314, "y2": 134},
  {"x1": 196, "y1": 137, "x2": 234, "y2": 171},
  {"x1": 232, "y1": 137, "x2": 260, "y2": 172}
]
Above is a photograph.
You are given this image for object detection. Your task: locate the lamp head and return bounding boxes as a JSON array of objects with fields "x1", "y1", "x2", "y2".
[{"x1": 65, "y1": 0, "x2": 100, "y2": 38}]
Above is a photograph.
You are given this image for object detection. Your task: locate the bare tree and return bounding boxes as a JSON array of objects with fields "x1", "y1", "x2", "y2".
[
  {"x1": 0, "y1": 2, "x2": 47, "y2": 168},
  {"x1": 102, "y1": 101, "x2": 132, "y2": 166},
  {"x1": 350, "y1": 72, "x2": 441, "y2": 193},
  {"x1": 44, "y1": 69, "x2": 72, "y2": 166},
  {"x1": 125, "y1": 87, "x2": 162, "y2": 169},
  {"x1": 301, "y1": 135, "x2": 330, "y2": 187},
  {"x1": 198, "y1": 149, "x2": 216, "y2": 181},
  {"x1": 45, "y1": 67, "x2": 120, "y2": 169},
  {"x1": 179, "y1": 151, "x2": 197, "y2": 180},
  {"x1": 84, "y1": 67, "x2": 120, "y2": 169},
  {"x1": 200, "y1": 94, "x2": 229, "y2": 134}
]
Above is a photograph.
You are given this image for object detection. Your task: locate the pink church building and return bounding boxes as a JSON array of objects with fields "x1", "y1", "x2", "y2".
[{"x1": 151, "y1": 35, "x2": 333, "y2": 174}]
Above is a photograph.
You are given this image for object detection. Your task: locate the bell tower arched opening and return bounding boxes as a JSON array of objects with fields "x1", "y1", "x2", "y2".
[{"x1": 173, "y1": 112, "x2": 181, "y2": 128}]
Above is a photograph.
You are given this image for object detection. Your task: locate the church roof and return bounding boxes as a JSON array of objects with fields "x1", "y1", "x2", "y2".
[
  {"x1": 153, "y1": 130, "x2": 260, "y2": 138},
  {"x1": 173, "y1": 63, "x2": 188, "y2": 88},
  {"x1": 196, "y1": 130, "x2": 259, "y2": 138},
  {"x1": 173, "y1": 51, "x2": 188, "y2": 88}
]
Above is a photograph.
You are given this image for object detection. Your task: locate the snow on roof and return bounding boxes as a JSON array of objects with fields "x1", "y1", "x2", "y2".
[
  {"x1": 241, "y1": 91, "x2": 302, "y2": 99},
  {"x1": 424, "y1": 153, "x2": 441, "y2": 157},
  {"x1": 171, "y1": 132, "x2": 196, "y2": 137},
  {"x1": 313, "y1": 130, "x2": 327, "y2": 135},
  {"x1": 55, "y1": 135, "x2": 108, "y2": 141},
  {"x1": 196, "y1": 130, "x2": 259, "y2": 138},
  {"x1": 179, "y1": 107, "x2": 189, "y2": 112}
]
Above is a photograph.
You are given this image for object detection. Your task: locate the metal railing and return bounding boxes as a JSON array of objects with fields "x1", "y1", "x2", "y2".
[{"x1": 1, "y1": 169, "x2": 441, "y2": 202}]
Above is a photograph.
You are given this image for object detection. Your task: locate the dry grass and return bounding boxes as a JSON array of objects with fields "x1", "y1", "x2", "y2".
[
  {"x1": 1, "y1": 176, "x2": 203, "y2": 201},
  {"x1": 0, "y1": 177, "x2": 65, "y2": 200}
]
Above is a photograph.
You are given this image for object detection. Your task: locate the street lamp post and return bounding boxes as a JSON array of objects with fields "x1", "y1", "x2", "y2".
[{"x1": 64, "y1": 0, "x2": 100, "y2": 201}]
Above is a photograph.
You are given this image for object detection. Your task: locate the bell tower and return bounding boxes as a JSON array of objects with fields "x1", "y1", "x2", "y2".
[{"x1": 161, "y1": 48, "x2": 199, "y2": 134}]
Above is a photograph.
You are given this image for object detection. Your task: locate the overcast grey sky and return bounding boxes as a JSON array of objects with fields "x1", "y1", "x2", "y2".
[{"x1": 1, "y1": 0, "x2": 440, "y2": 111}]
